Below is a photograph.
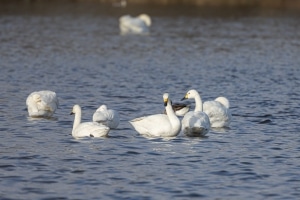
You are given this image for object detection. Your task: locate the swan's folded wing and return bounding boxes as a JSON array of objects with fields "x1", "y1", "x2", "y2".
[
  {"x1": 203, "y1": 101, "x2": 231, "y2": 127},
  {"x1": 130, "y1": 114, "x2": 171, "y2": 136},
  {"x1": 203, "y1": 101, "x2": 225, "y2": 118},
  {"x1": 93, "y1": 112, "x2": 107, "y2": 123},
  {"x1": 40, "y1": 91, "x2": 58, "y2": 112},
  {"x1": 182, "y1": 111, "x2": 210, "y2": 136},
  {"x1": 120, "y1": 16, "x2": 148, "y2": 34},
  {"x1": 73, "y1": 122, "x2": 109, "y2": 138}
]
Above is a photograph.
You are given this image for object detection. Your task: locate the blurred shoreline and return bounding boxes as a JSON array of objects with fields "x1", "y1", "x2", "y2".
[
  {"x1": 1, "y1": 0, "x2": 300, "y2": 8},
  {"x1": 1, "y1": 0, "x2": 300, "y2": 16}
]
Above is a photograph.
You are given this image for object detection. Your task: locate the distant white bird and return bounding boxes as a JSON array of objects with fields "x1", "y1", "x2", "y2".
[
  {"x1": 26, "y1": 90, "x2": 58, "y2": 118},
  {"x1": 164, "y1": 102, "x2": 190, "y2": 116},
  {"x1": 93, "y1": 105, "x2": 120, "y2": 129},
  {"x1": 181, "y1": 89, "x2": 210, "y2": 137},
  {"x1": 203, "y1": 96, "x2": 232, "y2": 128},
  {"x1": 129, "y1": 93, "x2": 181, "y2": 137},
  {"x1": 112, "y1": 0, "x2": 127, "y2": 7},
  {"x1": 119, "y1": 14, "x2": 151, "y2": 35},
  {"x1": 70, "y1": 105, "x2": 110, "y2": 138}
]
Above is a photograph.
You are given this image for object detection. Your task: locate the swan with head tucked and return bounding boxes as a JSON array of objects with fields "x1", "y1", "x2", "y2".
[
  {"x1": 129, "y1": 93, "x2": 181, "y2": 137},
  {"x1": 70, "y1": 105, "x2": 110, "y2": 138},
  {"x1": 119, "y1": 14, "x2": 151, "y2": 35},
  {"x1": 181, "y1": 89, "x2": 210, "y2": 137},
  {"x1": 93, "y1": 105, "x2": 120, "y2": 129},
  {"x1": 203, "y1": 96, "x2": 232, "y2": 128},
  {"x1": 26, "y1": 90, "x2": 58, "y2": 118}
]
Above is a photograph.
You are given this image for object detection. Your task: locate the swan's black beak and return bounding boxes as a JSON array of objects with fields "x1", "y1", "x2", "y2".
[
  {"x1": 70, "y1": 112, "x2": 74, "y2": 115},
  {"x1": 163, "y1": 99, "x2": 168, "y2": 106},
  {"x1": 181, "y1": 93, "x2": 188, "y2": 101}
]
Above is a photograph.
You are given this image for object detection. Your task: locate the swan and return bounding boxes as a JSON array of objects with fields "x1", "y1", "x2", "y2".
[
  {"x1": 203, "y1": 96, "x2": 232, "y2": 128},
  {"x1": 93, "y1": 105, "x2": 120, "y2": 129},
  {"x1": 164, "y1": 102, "x2": 190, "y2": 116},
  {"x1": 181, "y1": 89, "x2": 211, "y2": 137},
  {"x1": 70, "y1": 105, "x2": 110, "y2": 138},
  {"x1": 119, "y1": 14, "x2": 151, "y2": 35},
  {"x1": 129, "y1": 93, "x2": 181, "y2": 137},
  {"x1": 112, "y1": 0, "x2": 127, "y2": 7},
  {"x1": 26, "y1": 90, "x2": 58, "y2": 118}
]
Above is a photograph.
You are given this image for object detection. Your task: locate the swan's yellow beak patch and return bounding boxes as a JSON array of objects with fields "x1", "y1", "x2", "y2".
[
  {"x1": 181, "y1": 93, "x2": 188, "y2": 100},
  {"x1": 163, "y1": 98, "x2": 168, "y2": 106}
]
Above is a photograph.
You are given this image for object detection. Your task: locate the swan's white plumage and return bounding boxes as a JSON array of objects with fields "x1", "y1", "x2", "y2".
[
  {"x1": 93, "y1": 105, "x2": 120, "y2": 129},
  {"x1": 215, "y1": 97, "x2": 230, "y2": 109},
  {"x1": 112, "y1": 0, "x2": 127, "y2": 7},
  {"x1": 71, "y1": 105, "x2": 110, "y2": 138},
  {"x1": 181, "y1": 111, "x2": 210, "y2": 137},
  {"x1": 181, "y1": 89, "x2": 210, "y2": 137},
  {"x1": 26, "y1": 90, "x2": 58, "y2": 118},
  {"x1": 203, "y1": 97, "x2": 232, "y2": 128},
  {"x1": 119, "y1": 14, "x2": 151, "y2": 35},
  {"x1": 129, "y1": 93, "x2": 181, "y2": 137}
]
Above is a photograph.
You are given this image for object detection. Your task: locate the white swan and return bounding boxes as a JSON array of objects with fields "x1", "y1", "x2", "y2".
[
  {"x1": 119, "y1": 14, "x2": 151, "y2": 35},
  {"x1": 164, "y1": 102, "x2": 190, "y2": 116},
  {"x1": 181, "y1": 89, "x2": 211, "y2": 137},
  {"x1": 203, "y1": 96, "x2": 232, "y2": 128},
  {"x1": 112, "y1": 0, "x2": 127, "y2": 8},
  {"x1": 93, "y1": 105, "x2": 120, "y2": 129},
  {"x1": 26, "y1": 90, "x2": 58, "y2": 118},
  {"x1": 70, "y1": 105, "x2": 110, "y2": 138},
  {"x1": 129, "y1": 93, "x2": 181, "y2": 137}
]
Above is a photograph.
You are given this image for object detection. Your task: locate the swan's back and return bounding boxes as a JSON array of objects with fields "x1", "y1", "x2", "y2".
[
  {"x1": 119, "y1": 14, "x2": 151, "y2": 34},
  {"x1": 129, "y1": 114, "x2": 173, "y2": 137},
  {"x1": 26, "y1": 90, "x2": 58, "y2": 117},
  {"x1": 203, "y1": 100, "x2": 231, "y2": 128},
  {"x1": 72, "y1": 122, "x2": 110, "y2": 138},
  {"x1": 182, "y1": 111, "x2": 210, "y2": 137},
  {"x1": 93, "y1": 105, "x2": 120, "y2": 129},
  {"x1": 215, "y1": 97, "x2": 230, "y2": 109}
]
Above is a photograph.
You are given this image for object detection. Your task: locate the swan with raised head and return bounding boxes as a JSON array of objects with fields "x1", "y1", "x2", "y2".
[
  {"x1": 26, "y1": 90, "x2": 58, "y2": 118},
  {"x1": 203, "y1": 96, "x2": 232, "y2": 128},
  {"x1": 93, "y1": 105, "x2": 120, "y2": 129},
  {"x1": 181, "y1": 89, "x2": 210, "y2": 137},
  {"x1": 129, "y1": 93, "x2": 181, "y2": 137},
  {"x1": 70, "y1": 105, "x2": 110, "y2": 138},
  {"x1": 119, "y1": 14, "x2": 151, "y2": 35}
]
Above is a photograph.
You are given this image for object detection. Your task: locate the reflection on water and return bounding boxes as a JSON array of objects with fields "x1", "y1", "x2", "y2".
[{"x1": 0, "y1": 1, "x2": 300, "y2": 200}]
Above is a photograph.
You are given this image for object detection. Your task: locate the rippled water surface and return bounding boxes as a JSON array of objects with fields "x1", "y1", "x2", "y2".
[{"x1": 1, "y1": 2, "x2": 300, "y2": 200}]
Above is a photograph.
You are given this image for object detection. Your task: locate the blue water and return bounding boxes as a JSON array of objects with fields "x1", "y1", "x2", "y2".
[{"x1": 0, "y1": 2, "x2": 300, "y2": 200}]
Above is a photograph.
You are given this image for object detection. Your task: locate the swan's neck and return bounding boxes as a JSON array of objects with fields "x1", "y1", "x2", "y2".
[
  {"x1": 165, "y1": 100, "x2": 181, "y2": 136},
  {"x1": 194, "y1": 94, "x2": 203, "y2": 112},
  {"x1": 165, "y1": 101, "x2": 180, "y2": 124},
  {"x1": 72, "y1": 110, "x2": 82, "y2": 134}
]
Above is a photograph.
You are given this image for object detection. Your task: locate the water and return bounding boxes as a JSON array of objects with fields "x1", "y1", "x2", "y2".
[{"x1": 1, "y1": 2, "x2": 300, "y2": 200}]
